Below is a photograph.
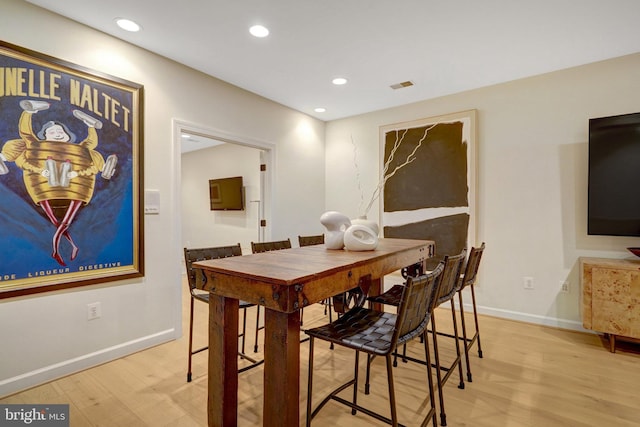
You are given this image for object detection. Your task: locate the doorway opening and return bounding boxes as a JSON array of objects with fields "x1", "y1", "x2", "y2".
[{"x1": 174, "y1": 119, "x2": 274, "y2": 254}]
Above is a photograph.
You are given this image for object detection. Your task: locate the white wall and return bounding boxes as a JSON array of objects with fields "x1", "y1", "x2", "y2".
[
  {"x1": 181, "y1": 143, "x2": 262, "y2": 254},
  {"x1": 326, "y1": 53, "x2": 640, "y2": 330},
  {"x1": 0, "y1": 0, "x2": 325, "y2": 396}
]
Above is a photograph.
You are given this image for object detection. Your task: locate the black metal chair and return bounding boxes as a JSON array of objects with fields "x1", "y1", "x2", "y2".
[
  {"x1": 298, "y1": 234, "x2": 324, "y2": 247},
  {"x1": 456, "y1": 243, "x2": 486, "y2": 382},
  {"x1": 305, "y1": 263, "x2": 443, "y2": 427},
  {"x1": 367, "y1": 262, "x2": 424, "y2": 365},
  {"x1": 183, "y1": 244, "x2": 264, "y2": 382},
  {"x1": 365, "y1": 250, "x2": 466, "y2": 426},
  {"x1": 428, "y1": 250, "x2": 467, "y2": 426},
  {"x1": 251, "y1": 238, "x2": 292, "y2": 253}
]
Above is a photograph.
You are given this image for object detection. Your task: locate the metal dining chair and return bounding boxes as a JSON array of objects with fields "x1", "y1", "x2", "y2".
[
  {"x1": 367, "y1": 262, "x2": 424, "y2": 365},
  {"x1": 305, "y1": 263, "x2": 443, "y2": 427},
  {"x1": 365, "y1": 250, "x2": 467, "y2": 426},
  {"x1": 251, "y1": 238, "x2": 292, "y2": 253},
  {"x1": 428, "y1": 250, "x2": 467, "y2": 426},
  {"x1": 456, "y1": 243, "x2": 486, "y2": 382},
  {"x1": 298, "y1": 234, "x2": 324, "y2": 247},
  {"x1": 183, "y1": 244, "x2": 263, "y2": 381}
]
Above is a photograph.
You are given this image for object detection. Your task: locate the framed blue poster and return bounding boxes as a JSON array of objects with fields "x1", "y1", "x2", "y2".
[{"x1": 0, "y1": 41, "x2": 144, "y2": 298}]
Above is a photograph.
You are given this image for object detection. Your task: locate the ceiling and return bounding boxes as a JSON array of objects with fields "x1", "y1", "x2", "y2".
[
  {"x1": 26, "y1": 0, "x2": 640, "y2": 122},
  {"x1": 179, "y1": 133, "x2": 225, "y2": 154}
]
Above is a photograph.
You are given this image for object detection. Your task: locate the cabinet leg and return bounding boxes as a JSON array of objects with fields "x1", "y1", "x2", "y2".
[{"x1": 609, "y1": 334, "x2": 616, "y2": 353}]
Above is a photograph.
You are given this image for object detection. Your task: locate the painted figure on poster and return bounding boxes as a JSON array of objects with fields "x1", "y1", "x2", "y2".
[{"x1": 0, "y1": 100, "x2": 117, "y2": 266}]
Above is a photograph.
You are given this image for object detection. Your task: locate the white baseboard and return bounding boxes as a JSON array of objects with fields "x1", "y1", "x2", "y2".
[
  {"x1": 0, "y1": 328, "x2": 177, "y2": 398},
  {"x1": 467, "y1": 303, "x2": 591, "y2": 333},
  {"x1": 385, "y1": 276, "x2": 590, "y2": 332}
]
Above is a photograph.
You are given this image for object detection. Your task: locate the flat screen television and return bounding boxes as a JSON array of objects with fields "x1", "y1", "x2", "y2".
[
  {"x1": 588, "y1": 112, "x2": 640, "y2": 236},
  {"x1": 209, "y1": 176, "x2": 244, "y2": 211}
]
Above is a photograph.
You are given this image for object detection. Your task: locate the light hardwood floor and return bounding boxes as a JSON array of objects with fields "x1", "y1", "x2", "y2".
[{"x1": 2, "y1": 281, "x2": 639, "y2": 427}]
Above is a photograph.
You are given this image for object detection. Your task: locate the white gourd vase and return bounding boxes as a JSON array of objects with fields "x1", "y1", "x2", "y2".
[
  {"x1": 320, "y1": 211, "x2": 351, "y2": 250},
  {"x1": 344, "y1": 224, "x2": 379, "y2": 251},
  {"x1": 344, "y1": 215, "x2": 379, "y2": 251},
  {"x1": 350, "y1": 216, "x2": 379, "y2": 236}
]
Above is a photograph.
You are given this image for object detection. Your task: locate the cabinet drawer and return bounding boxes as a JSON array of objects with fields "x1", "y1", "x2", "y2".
[{"x1": 582, "y1": 258, "x2": 640, "y2": 339}]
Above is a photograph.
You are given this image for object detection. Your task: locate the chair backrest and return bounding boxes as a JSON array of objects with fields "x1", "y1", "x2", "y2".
[
  {"x1": 183, "y1": 244, "x2": 242, "y2": 293},
  {"x1": 298, "y1": 234, "x2": 324, "y2": 247},
  {"x1": 459, "y1": 242, "x2": 485, "y2": 290},
  {"x1": 394, "y1": 262, "x2": 444, "y2": 347},
  {"x1": 251, "y1": 238, "x2": 292, "y2": 253},
  {"x1": 435, "y1": 250, "x2": 467, "y2": 305}
]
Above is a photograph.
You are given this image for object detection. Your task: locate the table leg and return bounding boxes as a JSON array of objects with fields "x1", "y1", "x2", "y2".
[
  {"x1": 369, "y1": 277, "x2": 383, "y2": 311},
  {"x1": 208, "y1": 294, "x2": 239, "y2": 427},
  {"x1": 263, "y1": 308, "x2": 301, "y2": 427}
]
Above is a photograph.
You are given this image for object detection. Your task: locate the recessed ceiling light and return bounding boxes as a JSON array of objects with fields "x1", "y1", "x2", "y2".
[
  {"x1": 115, "y1": 18, "x2": 141, "y2": 32},
  {"x1": 332, "y1": 77, "x2": 348, "y2": 85},
  {"x1": 314, "y1": 107, "x2": 326, "y2": 113},
  {"x1": 249, "y1": 25, "x2": 269, "y2": 38}
]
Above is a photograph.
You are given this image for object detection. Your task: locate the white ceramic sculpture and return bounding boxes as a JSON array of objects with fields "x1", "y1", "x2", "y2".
[
  {"x1": 320, "y1": 211, "x2": 379, "y2": 251},
  {"x1": 350, "y1": 216, "x2": 379, "y2": 236},
  {"x1": 343, "y1": 224, "x2": 379, "y2": 251},
  {"x1": 320, "y1": 211, "x2": 351, "y2": 250}
]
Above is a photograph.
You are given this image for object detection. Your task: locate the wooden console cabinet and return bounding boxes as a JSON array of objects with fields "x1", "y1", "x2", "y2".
[{"x1": 581, "y1": 257, "x2": 640, "y2": 352}]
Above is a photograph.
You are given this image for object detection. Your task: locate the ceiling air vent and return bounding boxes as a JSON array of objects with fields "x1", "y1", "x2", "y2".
[{"x1": 390, "y1": 81, "x2": 414, "y2": 90}]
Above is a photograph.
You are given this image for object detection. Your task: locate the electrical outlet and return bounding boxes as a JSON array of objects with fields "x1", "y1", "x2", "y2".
[
  {"x1": 523, "y1": 276, "x2": 534, "y2": 290},
  {"x1": 87, "y1": 302, "x2": 101, "y2": 320},
  {"x1": 560, "y1": 280, "x2": 570, "y2": 293}
]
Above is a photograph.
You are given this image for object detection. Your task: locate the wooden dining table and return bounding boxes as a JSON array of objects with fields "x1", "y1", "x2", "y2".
[{"x1": 194, "y1": 237, "x2": 435, "y2": 427}]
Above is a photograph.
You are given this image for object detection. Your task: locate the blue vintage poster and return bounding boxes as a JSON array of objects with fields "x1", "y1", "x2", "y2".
[{"x1": 0, "y1": 42, "x2": 144, "y2": 298}]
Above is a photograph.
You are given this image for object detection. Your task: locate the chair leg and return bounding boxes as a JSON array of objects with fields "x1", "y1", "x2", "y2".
[
  {"x1": 390, "y1": 342, "x2": 407, "y2": 367},
  {"x1": 458, "y1": 291, "x2": 473, "y2": 382},
  {"x1": 365, "y1": 354, "x2": 372, "y2": 395},
  {"x1": 306, "y1": 337, "x2": 315, "y2": 427},
  {"x1": 385, "y1": 354, "x2": 398, "y2": 426},
  {"x1": 449, "y1": 301, "x2": 465, "y2": 390},
  {"x1": 239, "y1": 306, "x2": 248, "y2": 356},
  {"x1": 422, "y1": 331, "x2": 438, "y2": 427},
  {"x1": 328, "y1": 299, "x2": 335, "y2": 350},
  {"x1": 430, "y1": 313, "x2": 447, "y2": 426},
  {"x1": 469, "y1": 284, "x2": 483, "y2": 358},
  {"x1": 254, "y1": 305, "x2": 261, "y2": 353},
  {"x1": 352, "y1": 351, "x2": 359, "y2": 415},
  {"x1": 187, "y1": 298, "x2": 195, "y2": 383}
]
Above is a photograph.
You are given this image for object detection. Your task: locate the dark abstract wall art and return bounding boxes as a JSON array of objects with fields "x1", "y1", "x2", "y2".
[{"x1": 380, "y1": 110, "x2": 477, "y2": 264}]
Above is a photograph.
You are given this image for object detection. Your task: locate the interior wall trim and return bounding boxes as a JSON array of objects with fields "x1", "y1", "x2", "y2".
[
  {"x1": 470, "y1": 304, "x2": 589, "y2": 333},
  {"x1": 0, "y1": 328, "x2": 177, "y2": 397}
]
